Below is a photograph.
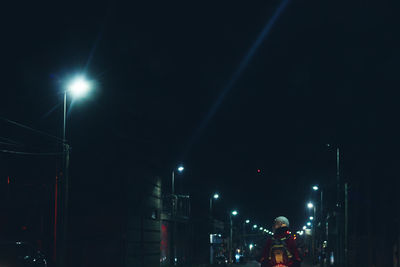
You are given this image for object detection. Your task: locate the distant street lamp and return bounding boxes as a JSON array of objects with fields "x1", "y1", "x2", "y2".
[
  {"x1": 172, "y1": 165, "x2": 184, "y2": 195},
  {"x1": 210, "y1": 193, "x2": 220, "y2": 215},
  {"x1": 310, "y1": 216, "x2": 314, "y2": 220},
  {"x1": 246, "y1": 219, "x2": 250, "y2": 224},
  {"x1": 307, "y1": 222, "x2": 312, "y2": 226},
  {"x1": 171, "y1": 165, "x2": 184, "y2": 266},
  {"x1": 253, "y1": 224, "x2": 258, "y2": 229},
  {"x1": 229, "y1": 210, "x2": 238, "y2": 263},
  {"x1": 307, "y1": 202, "x2": 314, "y2": 209},
  {"x1": 313, "y1": 185, "x2": 319, "y2": 191}
]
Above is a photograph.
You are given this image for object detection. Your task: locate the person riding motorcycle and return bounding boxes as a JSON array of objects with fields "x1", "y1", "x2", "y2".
[{"x1": 259, "y1": 216, "x2": 302, "y2": 267}]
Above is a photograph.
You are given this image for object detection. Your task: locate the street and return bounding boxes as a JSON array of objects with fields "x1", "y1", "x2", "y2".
[{"x1": 240, "y1": 258, "x2": 316, "y2": 267}]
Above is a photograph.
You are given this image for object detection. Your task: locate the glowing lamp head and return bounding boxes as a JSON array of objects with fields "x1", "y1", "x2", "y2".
[
  {"x1": 310, "y1": 216, "x2": 314, "y2": 220},
  {"x1": 253, "y1": 224, "x2": 258, "y2": 229},
  {"x1": 307, "y1": 222, "x2": 312, "y2": 226},
  {"x1": 213, "y1": 193, "x2": 219, "y2": 199},
  {"x1": 177, "y1": 166, "x2": 184, "y2": 172},
  {"x1": 307, "y1": 202, "x2": 314, "y2": 209},
  {"x1": 313, "y1": 185, "x2": 319, "y2": 191},
  {"x1": 231, "y1": 210, "x2": 238, "y2": 216},
  {"x1": 68, "y1": 76, "x2": 91, "y2": 98},
  {"x1": 245, "y1": 219, "x2": 250, "y2": 224}
]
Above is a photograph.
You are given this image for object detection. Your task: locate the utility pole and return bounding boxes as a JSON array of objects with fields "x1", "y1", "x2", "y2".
[
  {"x1": 57, "y1": 91, "x2": 70, "y2": 267},
  {"x1": 229, "y1": 215, "x2": 233, "y2": 263},
  {"x1": 344, "y1": 183, "x2": 348, "y2": 267},
  {"x1": 336, "y1": 147, "x2": 341, "y2": 267}
]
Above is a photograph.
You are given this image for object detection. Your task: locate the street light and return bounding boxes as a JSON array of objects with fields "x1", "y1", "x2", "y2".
[
  {"x1": 68, "y1": 76, "x2": 92, "y2": 98},
  {"x1": 57, "y1": 75, "x2": 92, "y2": 267},
  {"x1": 229, "y1": 210, "x2": 238, "y2": 263},
  {"x1": 172, "y1": 165, "x2": 184, "y2": 195},
  {"x1": 303, "y1": 226, "x2": 307, "y2": 230},
  {"x1": 307, "y1": 202, "x2": 314, "y2": 209},
  {"x1": 310, "y1": 216, "x2": 314, "y2": 220},
  {"x1": 313, "y1": 185, "x2": 319, "y2": 191},
  {"x1": 307, "y1": 222, "x2": 312, "y2": 226},
  {"x1": 209, "y1": 193, "x2": 220, "y2": 265},
  {"x1": 171, "y1": 165, "x2": 184, "y2": 266},
  {"x1": 245, "y1": 219, "x2": 250, "y2": 224},
  {"x1": 210, "y1": 193, "x2": 220, "y2": 216},
  {"x1": 253, "y1": 224, "x2": 258, "y2": 229}
]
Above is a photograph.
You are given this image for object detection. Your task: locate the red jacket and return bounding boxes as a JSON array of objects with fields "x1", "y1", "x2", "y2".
[{"x1": 260, "y1": 227, "x2": 302, "y2": 267}]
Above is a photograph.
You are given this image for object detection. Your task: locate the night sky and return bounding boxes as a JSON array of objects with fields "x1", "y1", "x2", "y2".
[{"x1": 1, "y1": 0, "x2": 399, "y2": 232}]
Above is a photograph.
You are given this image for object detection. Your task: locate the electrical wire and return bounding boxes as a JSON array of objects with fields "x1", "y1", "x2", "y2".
[
  {"x1": 0, "y1": 149, "x2": 63, "y2": 156},
  {"x1": 0, "y1": 141, "x2": 22, "y2": 147},
  {"x1": 0, "y1": 116, "x2": 64, "y2": 143},
  {"x1": 0, "y1": 136, "x2": 23, "y2": 145}
]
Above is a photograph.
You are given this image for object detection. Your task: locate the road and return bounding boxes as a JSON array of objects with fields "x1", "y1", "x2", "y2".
[{"x1": 241, "y1": 259, "x2": 316, "y2": 267}]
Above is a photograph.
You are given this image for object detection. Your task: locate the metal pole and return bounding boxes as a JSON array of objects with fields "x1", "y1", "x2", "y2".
[
  {"x1": 336, "y1": 147, "x2": 340, "y2": 267},
  {"x1": 209, "y1": 197, "x2": 213, "y2": 265},
  {"x1": 58, "y1": 91, "x2": 68, "y2": 267},
  {"x1": 320, "y1": 189, "x2": 323, "y2": 266},
  {"x1": 63, "y1": 91, "x2": 67, "y2": 142},
  {"x1": 170, "y1": 170, "x2": 176, "y2": 266},
  {"x1": 209, "y1": 197, "x2": 213, "y2": 216},
  {"x1": 312, "y1": 206, "x2": 316, "y2": 263},
  {"x1": 344, "y1": 183, "x2": 348, "y2": 267},
  {"x1": 172, "y1": 171, "x2": 175, "y2": 195},
  {"x1": 230, "y1": 215, "x2": 233, "y2": 263}
]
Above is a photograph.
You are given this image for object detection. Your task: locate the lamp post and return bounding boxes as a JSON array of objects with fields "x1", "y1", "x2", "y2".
[
  {"x1": 307, "y1": 202, "x2": 317, "y2": 263},
  {"x1": 170, "y1": 165, "x2": 184, "y2": 266},
  {"x1": 312, "y1": 184, "x2": 324, "y2": 265},
  {"x1": 209, "y1": 193, "x2": 219, "y2": 216},
  {"x1": 172, "y1": 165, "x2": 184, "y2": 195},
  {"x1": 209, "y1": 193, "x2": 219, "y2": 265},
  {"x1": 327, "y1": 144, "x2": 342, "y2": 266},
  {"x1": 229, "y1": 210, "x2": 238, "y2": 263},
  {"x1": 57, "y1": 75, "x2": 92, "y2": 267}
]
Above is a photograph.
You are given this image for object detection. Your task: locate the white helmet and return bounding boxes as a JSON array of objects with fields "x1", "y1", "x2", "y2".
[{"x1": 274, "y1": 216, "x2": 290, "y2": 227}]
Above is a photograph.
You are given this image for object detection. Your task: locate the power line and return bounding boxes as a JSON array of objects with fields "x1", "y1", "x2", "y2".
[
  {"x1": 0, "y1": 149, "x2": 63, "y2": 156},
  {"x1": 0, "y1": 141, "x2": 22, "y2": 147},
  {"x1": 0, "y1": 136, "x2": 23, "y2": 146},
  {"x1": 0, "y1": 116, "x2": 64, "y2": 143}
]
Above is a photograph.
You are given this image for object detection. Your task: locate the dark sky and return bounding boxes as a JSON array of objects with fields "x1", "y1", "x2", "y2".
[{"x1": 1, "y1": 0, "x2": 400, "y2": 231}]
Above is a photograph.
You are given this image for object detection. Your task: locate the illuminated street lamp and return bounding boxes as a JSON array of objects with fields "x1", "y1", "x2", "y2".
[
  {"x1": 253, "y1": 224, "x2": 258, "y2": 229},
  {"x1": 313, "y1": 185, "x2": 319, "y2": 191},
  {"x1": 210, "y1": 193, "x2": 220, "y2": 215},
  {"x1": 307, "y1": 202, "x2": 314, "y2": 209},
  {"x1": 171, "y1": 165, "x2": 184, "y2": 266},
  {"x1": 307, "y1": 222, "x2": 312, "y2": 226},
  {"x1": 310, "y1": 216, "x2": 314, "y2": 220},
  {"x1": 229, "y1": 210, "x2": 239, "y2": 263},
  {"x1": 58, "y1": 75, "x2": 93, "y2": 267},
  {"x1": 172, "y1": 165, "x2": 184, "y2": 195},
  {"x1": 245, "y1": 219, "x2": 250, "y2": 224}
]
